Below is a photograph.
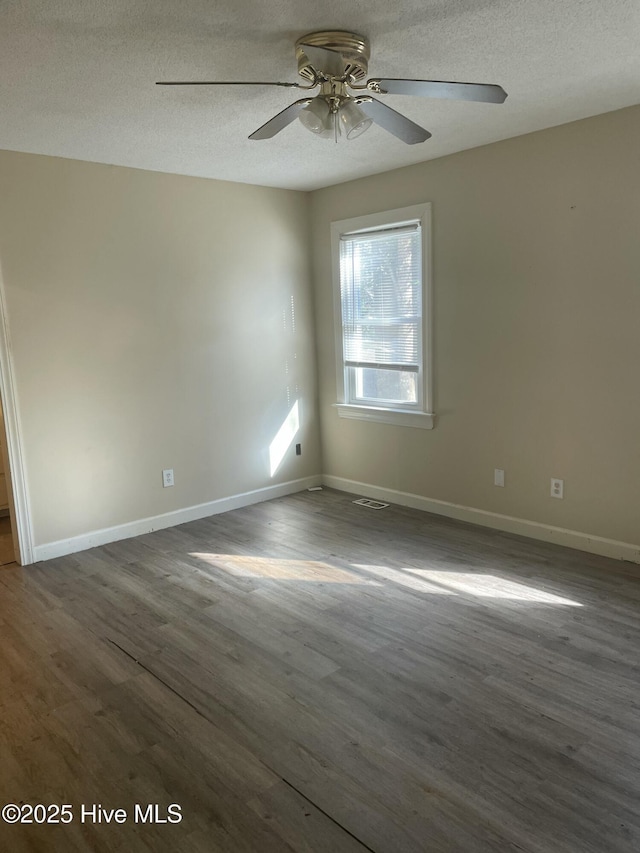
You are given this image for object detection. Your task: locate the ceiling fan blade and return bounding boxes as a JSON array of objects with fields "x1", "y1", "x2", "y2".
[
  {"x1": 367, "y1": 78, "x2": 508, "y2": 103},
  {"x1": 156, "y1": 80, "x2": 301, "y2": 88},
  {"x1": 356, "y1": 98, "x2": 431, "y2": 145},
  {"x1": 298, "y1": 43, "x2": 345, "y2": 77},
  {"x1": 248, "y1": 98, "x2": 313, "y2": 140}
]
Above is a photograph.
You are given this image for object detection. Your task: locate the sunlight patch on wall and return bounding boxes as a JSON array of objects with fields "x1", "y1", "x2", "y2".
[{"x1": 269, "y1": 400, "x2": 299, "y2": 477}]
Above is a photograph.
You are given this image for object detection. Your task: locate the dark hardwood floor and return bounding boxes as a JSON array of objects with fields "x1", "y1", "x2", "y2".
[{"x1": 1, "y1": 488, "x2": 639, "y2": 852}]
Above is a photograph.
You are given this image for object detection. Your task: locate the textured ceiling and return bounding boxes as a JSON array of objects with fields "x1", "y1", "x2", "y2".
[{"x1": 1, "y1": 0, "x2": 638, "y2": 191}]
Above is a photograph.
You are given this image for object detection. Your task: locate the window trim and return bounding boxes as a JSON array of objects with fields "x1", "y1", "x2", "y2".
[{"x1": 331, "y1": 203, "x2": 435, "y2": 430}]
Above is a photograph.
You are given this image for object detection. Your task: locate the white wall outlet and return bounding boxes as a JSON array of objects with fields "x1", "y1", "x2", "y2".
[
  {"x1": 162, "y1": 468, "x2": 174, "y2": 488},
  {"x1": 494, "y1": 468, "x2": 505, "y2": 487},
  {"x1": 550, "y1": 477, "x2": 564, "y2": 499}
]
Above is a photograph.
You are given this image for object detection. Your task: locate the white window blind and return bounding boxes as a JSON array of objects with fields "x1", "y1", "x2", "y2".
[{"x1": 339, "y1": 223, "x2": 422, "y2": 407}]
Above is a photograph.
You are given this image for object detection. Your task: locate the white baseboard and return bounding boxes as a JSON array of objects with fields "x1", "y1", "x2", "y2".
[
  {"x1": 33, "y1": 473, "x2": 640, "y2": 566},
  {"x1": 322, "y1": 475, "x2": 640, "y2": 565},
  {"x1": 33, "y1": 475, "x2": 323, "y2": 563}
]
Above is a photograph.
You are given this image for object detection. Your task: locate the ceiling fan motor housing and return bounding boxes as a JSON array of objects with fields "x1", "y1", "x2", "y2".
[{"x1": 295, "y1": 31, "x2": 370, "y2": 82}]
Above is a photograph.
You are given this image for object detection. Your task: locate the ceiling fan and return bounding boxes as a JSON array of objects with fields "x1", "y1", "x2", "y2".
[{"x1": 157, "y1": 30, "x2": 508, "y2": 145}]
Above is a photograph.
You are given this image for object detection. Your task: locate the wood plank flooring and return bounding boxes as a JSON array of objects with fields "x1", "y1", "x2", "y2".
[
  {"x1": 0, "y1": 515, "x2": 15, "y2": 565},
  {"x1": 0, "y1": 487, "x2": 639, "y2": 852}
]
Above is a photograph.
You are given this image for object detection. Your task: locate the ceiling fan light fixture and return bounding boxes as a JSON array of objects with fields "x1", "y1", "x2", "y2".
[
  {"x1": 299, "y1": 96, "x2": 334, "y2": 138},
  {"x1": 339, "y1": 99, "x2": 373, "y2": 140}
]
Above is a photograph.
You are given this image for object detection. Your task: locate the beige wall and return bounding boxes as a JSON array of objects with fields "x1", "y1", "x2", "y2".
[
  {"x1": 0, "y1": 152, "x2": 320, "y2": 546},
  {"x1": 1, "y1": 105, "x2": 638, "y2": 555},
  {"x1": 311, "y1": 105, "x2": 640, "y2": 546}
]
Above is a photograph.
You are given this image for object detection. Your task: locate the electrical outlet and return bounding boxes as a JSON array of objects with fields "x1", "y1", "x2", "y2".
[
  {"x1": 162, "y1": 468, "x2": 174, "y2": 488},
  {"x1": 494, "y1": 468, "x2": 505, "y2": 487},
  {"x1": 550, "y1": 477, "x2": 563, "y2": 499}
]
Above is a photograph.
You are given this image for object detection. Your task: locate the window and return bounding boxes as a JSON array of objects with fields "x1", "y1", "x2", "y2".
[{"x1": 331, "y1": 204, "x2": 434, "y2": 428}]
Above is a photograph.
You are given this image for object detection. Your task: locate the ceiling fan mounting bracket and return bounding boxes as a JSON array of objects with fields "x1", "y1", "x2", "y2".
[{"x1": 295, "y1": 31, "x2": 370, "y2": 83}]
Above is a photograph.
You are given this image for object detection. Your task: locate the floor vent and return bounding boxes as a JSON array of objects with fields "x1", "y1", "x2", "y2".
[{"x1": 353, "y1": 498, "x2": 389, "y2": 510}]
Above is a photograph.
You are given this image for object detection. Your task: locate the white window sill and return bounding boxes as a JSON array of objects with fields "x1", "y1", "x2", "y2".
[{"x1": 334, "y1": 404, "x2": 435, "y2": 429}]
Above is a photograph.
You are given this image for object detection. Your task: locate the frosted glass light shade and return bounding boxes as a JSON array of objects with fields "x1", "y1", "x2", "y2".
[
  {"x1": 339, "y1": 100, "x2": 372, "y2": 140},
  {"x1": 299, "y1": 97, "x2": 334, "y2": 138}
]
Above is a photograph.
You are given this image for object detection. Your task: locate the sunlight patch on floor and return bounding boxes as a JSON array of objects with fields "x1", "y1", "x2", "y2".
[
  {"x1": 191, "y1": 553, "x2": 380, "y2": 585},
  {"x1": 406, "y1": 570, "x2": 582, "y2": 606},
  {"x1": 189, "y1": 553, "x2": 581, "y2": 604},
  {"x1": 352, "y1": 563, "x2": 454, "y2": 594}
]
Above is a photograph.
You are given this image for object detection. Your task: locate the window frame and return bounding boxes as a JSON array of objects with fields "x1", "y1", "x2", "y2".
[{"x1": 331, "y1": 203, "x2": 434, "y2": 429}]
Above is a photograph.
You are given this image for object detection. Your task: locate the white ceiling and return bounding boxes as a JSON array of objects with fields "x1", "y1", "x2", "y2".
[{"x1": 1, "y1": 0, "x2": 638, "y2": 191}]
